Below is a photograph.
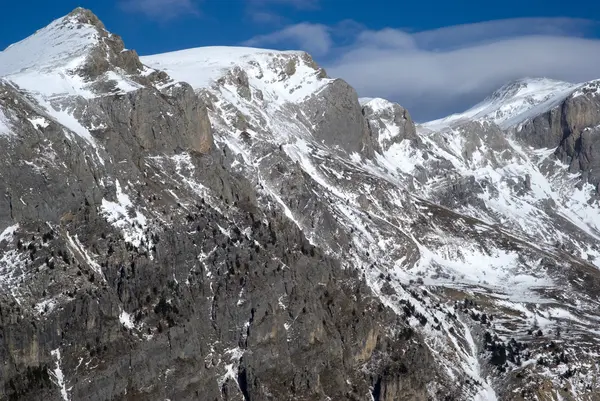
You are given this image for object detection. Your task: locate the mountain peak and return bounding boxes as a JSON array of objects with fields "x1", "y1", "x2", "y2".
[
  {"x1": 424, "y1": 77, "x2": 579, "y2": 130},
  {"x1": 66, "y1": 7, "x2": 106, "y2": 30},
  {"x1": 141, "y1": 46, "x2": 329, "y2": 102},
  {"x1": 0, "y1": 8, "x2": 145, "y2": 98},
  {"x1": 485, "y1": 77, "x2": 573, "y2": 103},
  {"x1": 0, "y1": 10, "x2": 104, "y2": 76}
]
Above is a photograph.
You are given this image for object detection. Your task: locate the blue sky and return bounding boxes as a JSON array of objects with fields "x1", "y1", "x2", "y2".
[{"x1": 2, "y1": 0, "x2": 600, "y2": 120}]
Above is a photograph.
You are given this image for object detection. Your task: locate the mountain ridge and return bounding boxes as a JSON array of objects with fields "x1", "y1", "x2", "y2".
[
  {"x1": 1, "y1": 8, "x2": 600, "y2": 401},
  {"x1": 422, "y1": 77, "x2": 583, "y2": 130}
]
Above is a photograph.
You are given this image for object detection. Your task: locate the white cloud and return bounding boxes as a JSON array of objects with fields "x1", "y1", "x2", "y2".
[
  {"x1": 119, "y1": 0, "x2": 200, "y2": 20},
  {"x1": 355, "y1": 28, "x2": 416, "y2": 50},
  {"x1": 243, "y1": 18, "x2": 600, "y2": 121},
  {"x1": 243, "y1": 23, "x2": 332, "y2": 55},
  {"x1": 330, "y1": 35, "x2": 600, "y2": 121},
  {"x1": 411, "y1": 17, "x2": 594, "y2": 50}
]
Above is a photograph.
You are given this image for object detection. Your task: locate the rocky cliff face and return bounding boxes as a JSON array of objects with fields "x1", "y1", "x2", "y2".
[
  {"x1": 0, "y1": 9, "x2": 453, "y2": 401},
  {"x1": 303, "y1": 79, "x2": 376, "y2": 156},
  {"x1": 361, "y1": 98, "x2": 418, "y2": 152},
  {"x1": 2, "y1": 8, "x2": 600, "y2": 401},
  {"x1": 515, "y1": 81, "x2": 600, "y2": 186}
]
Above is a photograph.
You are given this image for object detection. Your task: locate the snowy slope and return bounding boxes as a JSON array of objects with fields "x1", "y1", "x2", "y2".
[
  {"x1": 142, "y1": 47, "x2": 330, "y2": 103},
  {"x1": 0, "y1": 11, "x2": 99, "y2": 76},
  {"x1": 425, "y1": 78, "x2": 580, "y2": 130},
  {"x1": 0, "y1": 10, "x2": 100, "y2": 99},
  {"x1": 0, "y1": 8, "x2": 146, "y2": 102},
  {"x1": 0, "y1": 107, "x2": 12, "y2": 136}
]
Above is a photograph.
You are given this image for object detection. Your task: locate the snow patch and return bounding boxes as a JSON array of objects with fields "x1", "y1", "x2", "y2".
[
  {"x1": 461, "y1": 320, "x2": 498, "y2": 400},
  {"x1": 0, "y1": 108, "x2": 12, "y2": 135},
  {"x1": 0, "y1": 249, "x2": 28, "y2": 304},
  {"x1": 35, "y1": 298, "x2": 59, "y2": 315},
  {"x1": 100, "y1": 180, "x2": 150, "y2": 248},
  {"x1": 49, "y1": 348, "x2": 71, "y2": 401},
  {"x1": 0, "y1": 224, "x2": 18, "y2": 244},
  {"x1": 65, "y1": 232, "x2": 105, "y2": 280},
  {"x1": 28, "y1": 116, "x2": 50, "y2": 129},
  {"x1": 105, "y1": 71, "x2": 143, "y2": 94},
  {"x1": 40, "y1": 102, "x2": 96, "y2": 145},
  {"x1": 119, "y1": 310, "x2": 135, "y2": 330},
  {"x1": 218, "y1": 347, "x2": 244, "y2": 386}
]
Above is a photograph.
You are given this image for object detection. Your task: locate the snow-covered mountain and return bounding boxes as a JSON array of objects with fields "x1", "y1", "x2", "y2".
[
  {"x1": 424, "y1": 78, "x2": 583, "y2": 130},
  {"x1": 1, "y1": 8, "x2": 600, "y2": 401},
  {"x1": 143, "y1": 44, "x2": 600, "y2": 400}
]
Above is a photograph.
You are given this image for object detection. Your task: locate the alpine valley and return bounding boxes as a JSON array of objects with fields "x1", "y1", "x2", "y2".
[{"x1": 1, "y1": 8, "x2": 600, "y2": 401}]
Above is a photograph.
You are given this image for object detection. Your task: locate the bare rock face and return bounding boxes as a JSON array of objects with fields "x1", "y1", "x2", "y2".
[
  {"x1": 516, "y1": 83, "x2": 600, "y2": 184},
  {"x1": 303, "y1": 79, "x2": 376, "y2": 156},
  {"x1": 92, "y1": 82, "x2": 213, "y2": 155},
  {"x1": 362, "y1": 98, "x2": 418, "y2": 152}
]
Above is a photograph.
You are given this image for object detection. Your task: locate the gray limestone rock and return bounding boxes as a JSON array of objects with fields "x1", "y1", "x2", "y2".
[
  {"x1": 303, "y1": 79, "x2": 376, "y2": 156},
  {"x1": 218, "y1": 67, "x2": 252, "y2": 101},
  {"x1": 362, "y1": 99, "x2": 418, "y2": 152},
  {"x1": 95, "y1": 82, "x2": 213, "y2": 155},
  {"x1": 516, "y1": 88, "x2": 600, "y2": 185},
  {"x1": 67, "y1": 8, "x2": 143, "y2": 80}
]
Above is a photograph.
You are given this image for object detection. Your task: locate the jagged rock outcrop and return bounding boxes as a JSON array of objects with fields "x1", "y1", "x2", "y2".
[
  {"x1": 303, "y1": 79, "x2": 377, "y2": 156},
  {"x1": 361, "y1": 98, "x2": 418, "y2": 152},
  {"x1": 516, "y1": 81, "x2": 600, "y2": 184},
  {"x1": 67, "y1": 8, "x2": 144, "y2": 80}
]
